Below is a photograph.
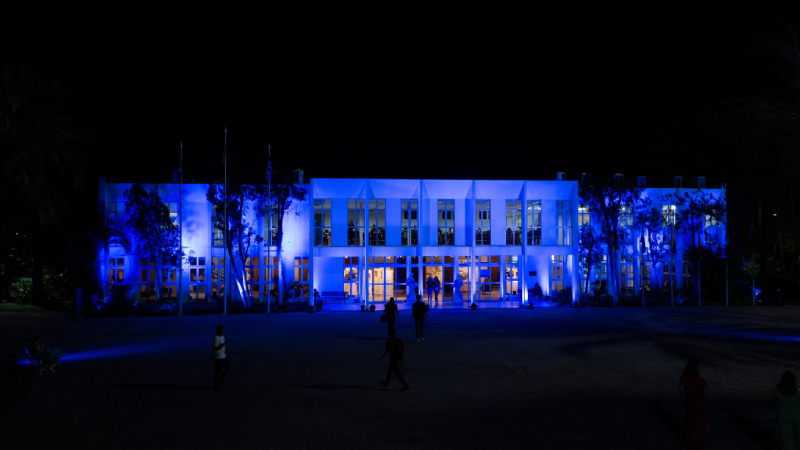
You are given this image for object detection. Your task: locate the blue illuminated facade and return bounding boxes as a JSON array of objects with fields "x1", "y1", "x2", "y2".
[{"x1": 98, "y1": 176, "x2": 724, "y2": 308}]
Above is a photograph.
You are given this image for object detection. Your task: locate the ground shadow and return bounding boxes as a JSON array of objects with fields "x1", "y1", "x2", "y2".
[
  {"x1": 646, "y1": 400, "x2": 683, "y2": 445},
  {"x1": 321, "y1": 335, "x2": 385, "y2": 341},
  {"x1": 729, "y1": 411, "x2": 780, "y2": 449},
  {"x1": 95, "y1": 383, "x2": 211, "y2": 390},
  {"x1": 289, "y1": 384, "x2": 386, "y2": 391}
]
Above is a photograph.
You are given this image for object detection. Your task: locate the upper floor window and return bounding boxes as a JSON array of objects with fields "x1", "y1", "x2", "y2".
[
  {"x1": 527, "y1": 200, "x2": 542, "y2": 245},
  {"x1": 475, "y1": 200, "x2": 491, "y2": 246},
  {"x1": 314, "y1": 199, "x2": 332, "y2": 247},
  {"x1": 368, "y1": 199, "x2": 386, "y2": 246},
  {"x1": 213, "y1": 204, "x2": 225, "y2": 247},
  {"x1": 401, "y1": 199, "x2": 418, "y2": 246},
  {"x1": 557, "y1": 200, "x2": 572, "y2": 245},
  {"x1": 438, "y1": 199, "x2": 455, "y2": 245},
  {"x1": 107, "y1": 202, "x2": 125, "y2": 228},
  {"x1": 662, "y1": 205, "x2": 676, "y2": 227},
  {"x1": 264, "y1": 204, "x2": 278, "y2": 246},
  {"x1": 619, "y1": 206, "x2": 633, "y2": 228},
  {"x1": 165, "y1": 202, "x2": 178, "y2": 227},
  {"x1": 348, "y1": 199, "x2": 365, "y2": 246},
  {"x1": 704, "y1": 214, "x2": 719, "y2": 245},
  {"x1": 506, "y1": 200, "x2": 522, "y2": 245},
  {"x1": 578, "y1": 205, "x2": 590, "y2": 227}
]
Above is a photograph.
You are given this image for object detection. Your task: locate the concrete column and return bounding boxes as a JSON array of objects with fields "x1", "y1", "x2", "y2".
[
  {"x1": 309, "y1": 179, "x2": 315, "y2": 309},
  {"x1": 364, "y1": 180, "x2": 370, "y2": 305},
  {"x1": 470, "y1": 180, "x2": 477, "y2": 303},
  {"x1": 417, "y1": 179, "x2": 423, "y2": 300},
  {"x1": 521, "y1": 181, "x2": 528, "y2": 304}
]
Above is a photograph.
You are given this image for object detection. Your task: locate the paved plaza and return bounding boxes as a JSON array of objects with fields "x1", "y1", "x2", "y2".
[{"x1": 2, "y1": 305, "x2": 800, "y2": 449}]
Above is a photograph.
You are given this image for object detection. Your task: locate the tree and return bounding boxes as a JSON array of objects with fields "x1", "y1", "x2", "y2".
[
  {"x1": 0, "y1": 64, "x2": 88, "y2": 306},
  {"x1": 124, "y1": 184, "x2": 182, "y2": 300},
  {"x1": 581, "y1": 176, "x2": 643, "y2": 304},
  {"x1": 635, "y1": 205, "x2": 669, "y2": 301},
  {"x1": 88, "y1": 226, "x2": 131, "y2": 298},
  {"x1": 578, "y1": 222, "x2": 603, "y2": 305},
  {"x1": 695, "y1": 186, "x2": 729, "y2": 304},
  {"x1": 207, "y1": 183, "x2": 265, "y2": 308},
  {"x1": 259, "y1": 172, "x2": 307, "y2": 304}
]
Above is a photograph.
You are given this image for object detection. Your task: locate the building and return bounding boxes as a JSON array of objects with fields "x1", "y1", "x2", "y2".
[{"x1": 98, "y1": 174, "x2": 724, "y2": 309}]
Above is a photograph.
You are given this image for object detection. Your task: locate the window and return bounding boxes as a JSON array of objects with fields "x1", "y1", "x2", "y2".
[
  {"x1": 189, "y1": 255, "x2": 206, "y2": 300},
  {"x1": 139, "y1": 258, "x2": 156, "y2": 300},
  {"x1": 107, "y1": 202, "x2": 125, "y2": 228},
  {"x1": 619, "y1": 206, "x2": 633, "y2": 244},
  {"x1": 108, "y1": 257, "x2": 125, "y2": 287},
  {"x1": 264, "y1": 204, "x2": 278, "y2": 246},
  {"x1": 161, "y1": 265, "x2": 178, "y2": 299},
  {"x1": 314, "y1": 199, "x2": 332, "y2": 247},
  {"x1": 422, "y1": 256, "x2": 455, "y2": 301},
  {"x1": 245, "y1": 256, "x2": 260, "y2": 301},
  {"x1": 475, "y1": 200, "x2": 491, "y2": 246},
  {"x1": 620, "y1": 254, "x2": 633, "y2": 292},
  {"x1": 344, "y1": 256, "x2": 359, "y2": 298},
  {"x1": 557, "y1": 201, "x2": 572, "y2": 245},
  {"x1": 166, "y1": 202, "x2": 178, "y2": 227},
  {"x1": 662, "y1": 205, "x2": 676, "y2": 227},
  {"x1": 211, "y1": 257, "x2": 225, "y2": 301},
  {"x1": 578, "y1": 205, "x2": 590, "y2": 227},
  {"x1": 438, "y1": 200, "x2": 455, "y2": 245},
  {"x1": 550, "y1": 255, "x2": 564, "y2": 292},
  {"x1": 368, "y1": 199, "x2": 386, "y2": 246},
  {"x1": 476, "y1": 255, "x2": 500, "y2": 300},
  {"x1": 293, "y1": 257, "x2": 309, "y2": 298},
  {"x1": 663, "y1": 256, "x2": 676, "y2": 292},
  {"x1": 506, "y1": 200, "x2": 522, "y2": 245},
  {"x1": 369, "y1": 256, "x2": 402, "y2": 302},
  {"x1": 401, "y1": 199, "x2": 418, "y2": 246},
  {"x1": 527, "y1": 200, "x2": 542, "y2": 245},
  {"x1": 579, "y1": 257, "x2": 589, "y2": 294},
  {"x1": 264, "y1": 256, "x2": 278, "y2": 302},
  {"x1": 213, "y1": 205, "x2": 225, "y2": 247},
  {"x1": 347, "y1": 199, "x2": 364, "y2": 246},
  {"x1": 704, "y1": 214, "x2": 719, "y2": 245},
  {"x1": 505, "y1": 255, "x2": 519, "y2": 295}
]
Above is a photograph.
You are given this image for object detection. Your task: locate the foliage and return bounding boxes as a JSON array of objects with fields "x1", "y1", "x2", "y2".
[
  {"x1": 0, "y1": 302, "x2": 43, "y2": 312},
  {"x1": 578, "y1": 223, "x2": 603, "y2": 302},
  {"x1": 9, "y1": 278, "x2": 32, "y2": 303},
  {"x1": 207, "y1": 182, "x2": 265, "y2": 308},
  {"x1": 104, "y1": 284, "x2": 136, "y2": 316}
]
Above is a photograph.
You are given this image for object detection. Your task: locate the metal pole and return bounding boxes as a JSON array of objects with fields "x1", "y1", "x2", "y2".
[
  {"x1": 267, "y1": 144, "x2": 271, "y2": 313},
  {"x1": 179, "y1": 142, "x2": 183, "y2": 315},
  {"x1": 752, "y1": 223, "x2": 755, "y2": 306},
  {"x1": 223, "y1": 128, "x2": 227, "y2": 315},
  {"x1": 670, "y1": 222, "x2": 674, "y2": 308},
  {"x1": 725, "y1": 232, "x2": 729, "y2": 306}
]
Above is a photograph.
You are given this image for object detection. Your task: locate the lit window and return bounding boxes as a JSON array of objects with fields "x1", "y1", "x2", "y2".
[
  {"x1": 369, "y1": 199, "x2": 386, "y2": 246},
  {"x1": 578, "y1": 205, "x2": 590, "y2": 227},
  {"x1": 293, "y1": 257, "x2": 309, "y2": 298},
  {"x1": 475, "y1": 200, "x2": 491, "y2": 246},
  {"x1": 314, "y1": 199, "x2": 332, "y2": 247},
  {"x1": 347, "y1": 199, "x2": 364, "y2": 246},
  {"x1": 527, "y1": 200, "x2": 542, "y2": 245},
  {"x1": 550, "y1": 255, "x2": 564, "y2": 292},
  {"x1": 557, "y1": 201, "x2": 572, "y2": 245},
  {"x1": 438, "y1": 200, "x2": 455, "y2": 246},
  {"x1": 401, "y1": 199, "x2": 418, "y2": 246},
  {"x1": 505, "y1": 200, "x2": 522, "y2": 245}
]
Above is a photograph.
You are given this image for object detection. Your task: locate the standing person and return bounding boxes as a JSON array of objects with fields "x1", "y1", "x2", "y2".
[
  {"x1": 384, "y1": 298, "x2": 399, "y2": 332},
  {"x1": 433, "y1": 276, "x2": 441, "y2": 303},
  {"x1": 212, "y1": 325, "x2": 231, "y2": 390},
  {"x1": 679, "y1": 360, "x2": 707, "y2": 450},
  {"x1": 426, "y1": 275, "x2": 434, "y2": 303},
  {"x1": 379, "y1": 328, "x2": 409, "y2": 391},
  {"x1": 771, "y1": 370, "x2": 800, "y2": 449},
  {"x1": 412, "y1": 295, "x2": 428, "y2": 341}
]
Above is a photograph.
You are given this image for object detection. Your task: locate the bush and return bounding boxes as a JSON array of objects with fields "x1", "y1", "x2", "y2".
[
  {"x1": 105, "y1": 285, "x2": 137, "y2": 316},
  {"x1": 9, "y1": 278, "x2": 33, "y2": 304}
]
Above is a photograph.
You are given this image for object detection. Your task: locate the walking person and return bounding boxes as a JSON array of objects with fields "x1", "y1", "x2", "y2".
[
  {"x1": 679, "y1": 360, "x2": 707, "y2": 450},
  {"x1": 770, "y1": 370, "x2": 800, "y2": 450},
  {"x1": 426, "y1": 276, "x2": 434, "y2": 303},
  {"x1": 384, "y1": 298, "x2": 399, "y2": 332},
  {"x1": 412, "y1": 294, "x2": 429, "y2": 341},
  {"x1": 433, "y1": 276, "x2": 441, "y2": 303},
  {"x1": 379, "y1": 329, "x2": 409, "y2": 391},
  {"x1": 212, "y1": 325, "x2": 231, "y2": 390}
]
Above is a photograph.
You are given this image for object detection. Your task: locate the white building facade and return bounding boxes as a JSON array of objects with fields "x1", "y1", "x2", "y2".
[{"x1": 98, "y1": 176, "x2": 723, "y2": 308}]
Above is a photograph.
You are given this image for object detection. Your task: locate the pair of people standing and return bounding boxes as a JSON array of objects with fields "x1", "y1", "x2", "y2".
[{"x1": 426, "y1": 276, "x2": 440, "y2": 302}]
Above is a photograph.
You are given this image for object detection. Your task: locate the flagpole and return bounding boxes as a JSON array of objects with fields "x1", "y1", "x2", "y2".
[
  {"x1": 267, "y1": 143, "x2": 272, "y2": 314},
  {"x1": 670, "y1": 218, "x2": 674, "y2": 307},
  {"x1": 179, "y1": 142, "x2": 183, "y2": 315},
  {"x1": 751, "y1": 222, "x2": 755, "y2": 306},
  {"x1": 223, "y1": 127, "x2": 228, "y2": 315}
]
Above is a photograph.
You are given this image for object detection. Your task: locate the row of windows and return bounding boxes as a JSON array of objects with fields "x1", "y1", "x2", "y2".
[{"x1": 313, "y1": 199, "x2": 562, "y2": 247}]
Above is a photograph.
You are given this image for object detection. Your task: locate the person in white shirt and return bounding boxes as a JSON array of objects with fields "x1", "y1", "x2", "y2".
[{"x1": 212, "y1": 325, "x2": 231, "y2": 389}]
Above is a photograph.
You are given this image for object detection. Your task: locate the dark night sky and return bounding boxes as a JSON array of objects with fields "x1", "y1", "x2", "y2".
[{"x1": 2, "y1": 2, "x2": 797, "y2": 184}]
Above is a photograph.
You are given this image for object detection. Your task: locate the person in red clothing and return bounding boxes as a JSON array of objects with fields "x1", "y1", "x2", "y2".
[{"x1": 679, "y1": 360, "x2": 708, "y2": 450}]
